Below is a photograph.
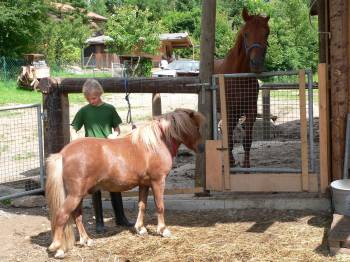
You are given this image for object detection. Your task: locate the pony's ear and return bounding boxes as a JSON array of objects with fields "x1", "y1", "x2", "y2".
[
  {"x1": 265, "y1": 16, "x2": 270, "y2": 23},
  {"x1": 242, "y1": 7, "x2": 251, "y2": 21},
  {"x1": 189, "y1": 111, "x2": 194, "y2": 118}
]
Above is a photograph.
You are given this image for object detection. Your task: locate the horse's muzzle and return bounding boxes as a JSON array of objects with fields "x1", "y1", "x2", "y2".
[{"x1": 197, "y1": 143, "x2": 205, "y2": 153}]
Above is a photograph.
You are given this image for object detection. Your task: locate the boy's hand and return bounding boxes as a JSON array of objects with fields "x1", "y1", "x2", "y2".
[{"x1": 108, "y1": 126, "x2": 120, "y2": 139}]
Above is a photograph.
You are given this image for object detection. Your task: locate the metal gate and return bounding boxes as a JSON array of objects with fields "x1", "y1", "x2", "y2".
[
  {"x1": 207, "y1": 70, "x2": 319, "y2": 192},
  {"x1": 0, "y1": 104, "x2": 44, "y2": 200}
]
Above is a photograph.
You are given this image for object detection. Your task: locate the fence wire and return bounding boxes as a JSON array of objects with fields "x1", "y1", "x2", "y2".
[
  {"x1": 0, "y1": 56, "x2": 25, "y2": 81},
  {"x1": 215, "y1": 71, "x2": 319, "y2": 173},
  {"x1": 0, "y1": 104, "x2": 44, "y2": 200}
]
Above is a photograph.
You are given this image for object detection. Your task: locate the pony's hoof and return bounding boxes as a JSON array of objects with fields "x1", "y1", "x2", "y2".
[
  {"x1": 48, "y1": 242, "x2": 60, "y2": 252},
  {"x1": 78, "y1": 238, "x2": 93, "y2": 247},
  {"x1": 159, "y1": 228, "x2": 172, "y2": 237},
  {"x1": 87, "y1": 239, "x2": 94, "y2": 247},
  {"x1": 54, "y1": 249, "x2": 65, "y2": 259},
  {"x1": 135, "y1": 226, "x2": 148, "y2": 236}
]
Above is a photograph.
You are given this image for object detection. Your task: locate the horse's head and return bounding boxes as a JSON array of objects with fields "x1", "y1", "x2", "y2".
[
  {"x1": 241, "y1": 8, "x2": 270, "y2": 73},
  {"x1": 166, "y1": 109, "x2": 206, "y2": 153}
]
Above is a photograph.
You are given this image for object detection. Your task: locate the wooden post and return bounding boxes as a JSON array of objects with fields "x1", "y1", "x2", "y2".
[
  {"x1": 219, "y1": 75, "x2": 230, "y2": 190},
  {"x1": 329, "y1": 0, "x2": 349, "y2": 181},
  {"x1": 299, "y1": 70, "x2": 309, "y2": 191},
  {"x1": 152, "y1": 93, "x2": 162, "y2": 116},
  {"x1": 40, "y1": 78, "x2": 70, "y2": 158},
  {"x1": 195, "y1": 0, "x2": 216, "y2": 192},
  {"x1": 318, "y1": 63, "x2": 331, "y2": 193},
  {"x1": 262, "y1": 89, "x2": 271, "y2": 140}
]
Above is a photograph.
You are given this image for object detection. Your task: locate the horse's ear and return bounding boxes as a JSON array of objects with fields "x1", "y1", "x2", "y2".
[
  {"x1": 189, "y1": 112, "x2": 194, "y2": 118},
  {"x1": 265, "y1": 16, "x2": 270, "y2": 23},
  {"x1": 242, "y1": 7, "x2": 251, "y2": 21}
]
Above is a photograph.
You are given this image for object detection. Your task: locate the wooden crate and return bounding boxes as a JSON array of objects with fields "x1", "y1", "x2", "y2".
[{"x1": 328, "y1": 214, "x2": 350, "y2": 255}]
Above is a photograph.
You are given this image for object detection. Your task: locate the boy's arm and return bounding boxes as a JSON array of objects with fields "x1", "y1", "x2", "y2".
[{"x1": 70, "y1": 127, "x2": 79, "y2": 141}]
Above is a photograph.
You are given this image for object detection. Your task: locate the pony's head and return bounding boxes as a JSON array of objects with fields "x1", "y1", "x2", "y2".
[
  {"x1": 131, "y1": 108, "x2": 205, "y2": 154},
  {"x1": 240, "y1": 8, "x2": 270, "y2": 73},
  {"x1": 158, "y1": 108, "x2": 206, "y2": 153}
]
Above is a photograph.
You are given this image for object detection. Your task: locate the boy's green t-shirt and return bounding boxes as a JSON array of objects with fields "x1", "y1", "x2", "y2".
[{"x1": 71, "y1": 103, "x2": 122, "y2": 138}]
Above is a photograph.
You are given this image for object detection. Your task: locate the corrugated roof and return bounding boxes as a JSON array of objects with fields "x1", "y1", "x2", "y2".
[{"x1": 85, "y1": 35, "x2": 113, "y2": 44}]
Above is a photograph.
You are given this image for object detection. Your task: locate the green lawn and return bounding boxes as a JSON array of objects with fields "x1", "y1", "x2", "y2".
[{"x1": 0, "y1": 80, "x2": 87, "y2": 106}]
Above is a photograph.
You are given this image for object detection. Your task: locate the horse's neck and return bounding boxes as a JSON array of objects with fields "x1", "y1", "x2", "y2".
[{"x1": 216, "y1": 34, "x2": 250, "y2": 74}]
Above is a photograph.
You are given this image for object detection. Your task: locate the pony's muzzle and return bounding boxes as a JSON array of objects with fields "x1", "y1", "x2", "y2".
[{"x1": 197, "y1": 143, "x2": 205, "y2": 153}]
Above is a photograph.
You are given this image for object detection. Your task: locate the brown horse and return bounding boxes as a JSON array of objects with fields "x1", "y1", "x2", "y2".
[
  {"x1": 45, "y1": 108, "x2": 205, "y2": 258},
  {"x1": 214, "y1": 8, "x2": 270, "y2": 167}
]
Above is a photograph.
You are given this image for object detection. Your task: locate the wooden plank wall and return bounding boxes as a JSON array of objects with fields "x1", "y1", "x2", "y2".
[{"x1": 329, "y1": 0, "x2": 349, "y2": 181}]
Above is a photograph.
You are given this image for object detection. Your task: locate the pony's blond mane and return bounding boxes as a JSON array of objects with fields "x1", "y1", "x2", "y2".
[{"x1": 131, "y1": 108, "x2": 205, "y2": 152}]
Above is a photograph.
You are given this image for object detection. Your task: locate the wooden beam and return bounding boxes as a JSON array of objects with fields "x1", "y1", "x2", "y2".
[
  {"x1": 205, "y1": 140, "x2": 222, "y2": 191},
  {"x1": 229, "y1": 173, "x2": 318, "y2": 192},
  {"x1": 195, "y1": 0, "x2": 216, "y2": 192},
  {"x1": 39, "y1": 77, "x2": 200, "y2": 94},
  {"x1": 299, "y1": 70, "x2": 309, "y2": 191},
  {"x1": 318, "y1": 63, "x2": 331, "y2": 192},
  {"x1": 329, "y1": 0, "x2": 349, "y2": 181},
  {"x1": 152, "y1": 93, "x2": 162, "y2": 116},
  {"x1": 219, "y1": 75, "x2": 230, "y2": 190}
]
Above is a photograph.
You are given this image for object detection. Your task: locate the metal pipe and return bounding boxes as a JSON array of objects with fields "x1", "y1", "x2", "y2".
[
  {"x1": 307, "y1": 71, "x2": 315, "y2": 173},
  {"x1": 212, "y1": 77, "x2": 218, "y2": 140},
  {"x1": 0, "y1": 104, "x2": 41, "y2": 111},
  {"x1": 343, "y1": 113, "x2": 350, "y2": 179},
  {"x1": 0, "y1": 188, "x2": 44, "y2": 201},
  {"x1": 36, "y1": 104, "x2": 45, "y2": 189},
  {"x1": 213, "y1": 70, "x2": 301, "y2": 78}
]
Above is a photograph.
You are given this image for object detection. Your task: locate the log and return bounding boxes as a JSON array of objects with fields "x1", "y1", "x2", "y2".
[{"x1": 38, "y1": 77, "x2": 200, "y2": 94}]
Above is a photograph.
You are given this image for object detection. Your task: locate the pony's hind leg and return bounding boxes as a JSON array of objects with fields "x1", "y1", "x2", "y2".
[
  {"x1": 135, "y1": 186, "x2": 149, "y2": 235},
  {"x1": 151, "y1": 179, "x2": 171, "y2": 237},
  {"x1": 73, "y1": 200, "x2": 93, "y2": 247},
  {"x1": 49, "y1": 195, "x2": 81, "y2": 258}
]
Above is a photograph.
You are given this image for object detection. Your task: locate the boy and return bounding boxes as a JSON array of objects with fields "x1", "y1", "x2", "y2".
[{"x1": 71, "y1": 79, "x2": 132, "y2": 233}]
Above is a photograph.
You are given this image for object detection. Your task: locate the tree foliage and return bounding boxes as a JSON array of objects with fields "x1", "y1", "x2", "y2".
[
  {"x1": 0, "y1": 0, "x2": 319, "y2": 72},
  {"x1": 106, "y1": 5, "x2": 164, "y2": 56},
  {"x1": 0, "y1": 0, "x2": 48, "y2": 57}
]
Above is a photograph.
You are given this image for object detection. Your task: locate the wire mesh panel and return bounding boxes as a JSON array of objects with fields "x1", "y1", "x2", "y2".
[
  {"x1": 0, "y1": 104, "x2": 44, "y2": 200},
  {"x1": 214, "y1": 71, "x2": 318, "y2": 174}
]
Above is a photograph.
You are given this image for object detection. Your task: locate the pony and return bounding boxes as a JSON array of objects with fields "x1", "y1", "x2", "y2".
[
  {"x1": 214, "y1": 8, "x2": 270, "y2": 168},
  {"x1": 45, "y1": 108, "x2": 205, "y2": 258}
]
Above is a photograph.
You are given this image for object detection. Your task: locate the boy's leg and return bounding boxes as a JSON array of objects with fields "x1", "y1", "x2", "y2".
[
  {"x1": 92, "y1": 190, "x2": 105, "y2": 233},
  {"x1": 110, "y1": 192, "x2": 133, "y2": 227}
]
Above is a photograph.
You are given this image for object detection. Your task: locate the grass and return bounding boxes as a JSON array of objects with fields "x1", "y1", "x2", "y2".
[
  {"x1": 13, "y1": 152, "x2": 36, "y2": 161},
  {"x1": 0, "y1": 80, "x2": 88, "y2": 105}
]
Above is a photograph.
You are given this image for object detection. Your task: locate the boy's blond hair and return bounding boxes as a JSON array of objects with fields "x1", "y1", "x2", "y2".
[{"x1": 82, "y1": 79, "x2": 104, "y2": 96}]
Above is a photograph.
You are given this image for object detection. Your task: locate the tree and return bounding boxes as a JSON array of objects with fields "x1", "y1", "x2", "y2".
[
  {"x1": 106, "y1": 5, "x2": 164, "y2": 56},
  {"x1": 43, "y1": 17, "x2": 91, "y2": 68},
  {"x1": 0, "y1": 0, "x2": 48, "y2": 57}
]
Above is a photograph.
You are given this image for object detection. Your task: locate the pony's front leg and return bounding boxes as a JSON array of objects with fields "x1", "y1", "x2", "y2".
[
  {"x1": 73, "y1": 201, "x2": 93, "y2": 247},
  {"x1": 135, "y1": 186, "x2": 149, "y2": 235},
  {"x1": 151, "y1": 179, "x2": 171, "y2": 237}
]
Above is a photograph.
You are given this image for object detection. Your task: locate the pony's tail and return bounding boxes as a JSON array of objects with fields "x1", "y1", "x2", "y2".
[{"x1": 45, "y1": 153, "x2": 75, "y2": 252}]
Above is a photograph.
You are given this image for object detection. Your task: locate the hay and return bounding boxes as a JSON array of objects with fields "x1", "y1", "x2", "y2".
[{"x1": 5, "y1": 207, "x2": 350, "y2": 261}]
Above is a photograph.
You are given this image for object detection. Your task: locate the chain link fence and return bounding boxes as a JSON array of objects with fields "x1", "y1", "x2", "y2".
[{"x1": 0, "y1": 57, "x2": 25, "y2": 81}]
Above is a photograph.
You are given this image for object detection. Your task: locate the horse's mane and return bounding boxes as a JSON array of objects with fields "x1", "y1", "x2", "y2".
[{"x1": 131, "y1": 108, "x2": 205, "y2": 152}]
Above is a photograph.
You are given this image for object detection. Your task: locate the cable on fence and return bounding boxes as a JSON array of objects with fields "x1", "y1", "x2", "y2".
[{"x1": 123, "y1": 77, "x2": 136, "y2": 129}]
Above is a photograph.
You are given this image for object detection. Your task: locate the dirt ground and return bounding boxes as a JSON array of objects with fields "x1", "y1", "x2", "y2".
[{"x1": 0, "y1": 205, "x2": 349, "y2": 262}]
